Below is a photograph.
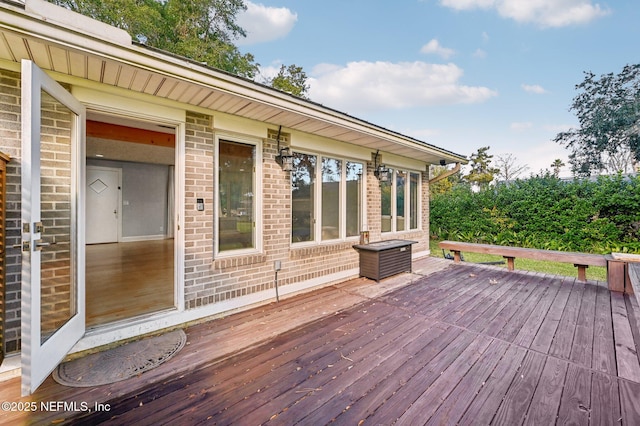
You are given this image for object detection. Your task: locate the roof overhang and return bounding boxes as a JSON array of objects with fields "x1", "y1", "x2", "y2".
[{"x1": 0, "y1": 0, "x2": 467, "y2": 165}]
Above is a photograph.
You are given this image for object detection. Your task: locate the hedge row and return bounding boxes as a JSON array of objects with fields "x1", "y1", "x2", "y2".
[{"x1": 429, "y1": 174, "x2": 640, "y2": 254}]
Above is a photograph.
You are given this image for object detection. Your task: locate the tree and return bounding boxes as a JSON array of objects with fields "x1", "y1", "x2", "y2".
[
  {"x1": 429, "y1": 165, "x2": 463, "y2": 197},
  {"x1": 554, "y1": 64, "x2": 640, "y2": 176},
  {"x1": 494, "y1": 153, "x2": 529, "y2": 182},
  {"x1": 266, "y1": 64, "x2": 310, "y2": 99},
  {"x1": 464, "y1": 146, "x2": 499, "y2": 189},
  {"x1": 48, "y1": 0, "x2": 260, "y2": 78},
  {"x1": 550, "y1": 158, "x2": 566, "y2": 178}
]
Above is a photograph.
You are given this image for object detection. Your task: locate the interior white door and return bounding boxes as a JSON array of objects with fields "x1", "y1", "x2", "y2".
[
  {"x1": 86, "y1": 166, "x2": 120, "y2": 244},
  {"x1": 21, "y1": 60, "x2": 86, "y2": 396}
]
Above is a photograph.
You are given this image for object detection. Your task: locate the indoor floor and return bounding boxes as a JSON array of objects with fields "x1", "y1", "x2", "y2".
[{"x1": 85, "y1": 239, "x2": 174, "y2": 327}]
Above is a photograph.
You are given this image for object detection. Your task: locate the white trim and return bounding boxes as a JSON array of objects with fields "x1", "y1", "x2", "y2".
[
  {"x1": 71, "y1": 86, "x2": 185, "y2": 125},
  {"x1": 81, "y1": 108, "x2": 186, "y2": 321},
  {"x1": 291, "y1": 150, "x2": 367, "y2": 246},
  {"x1": 72, "y1": 268, "x2": 359, "y2": 352},
  {"x1": 173, "y1": 121, "x2": 186, "y2": 312},
  {"x1": 291, "y1": 131, "x2": 371, "y2": 162},
  {"x1": 214, "y1": 133, "x2": 263, "y2": 257},
  {"x1": 382, "y1": 168, "x2": 423, "y2": 234},
  {"x1": 119, "y1": 234, "x2": 167, "y2": 243},
  {"x1": 20, "y1": 59, "x2": 86, "y2": 395}
]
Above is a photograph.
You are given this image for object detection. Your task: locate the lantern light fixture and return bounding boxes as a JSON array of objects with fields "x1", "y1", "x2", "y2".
[
  {"x1": 275, "y1": 125, "x2": 294, "y2": 172},
  {"x1": 373, "y1": 150, "x2": 389, "y2": 182}
]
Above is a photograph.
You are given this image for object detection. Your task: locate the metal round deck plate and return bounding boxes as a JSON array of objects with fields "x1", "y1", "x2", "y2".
[{"x1": 53, "y1": 329, "x2": 187, "y2": 387}]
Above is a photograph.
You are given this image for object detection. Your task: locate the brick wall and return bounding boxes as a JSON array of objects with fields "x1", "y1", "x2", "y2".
[
  {"x1": 0, "y1": 68, "x2": 432, "y2": 355},
  {"x1": 1, "y1": 69, "x2": 23, "y2": 354},
  {"x1": 183, "y1": 113, "x2": 362, "y2": 308}
]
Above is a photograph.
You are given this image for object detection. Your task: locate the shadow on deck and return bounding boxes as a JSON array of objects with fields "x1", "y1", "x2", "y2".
[{"x1": 2, "y1": 257, "x2": 640, "y2": 425}]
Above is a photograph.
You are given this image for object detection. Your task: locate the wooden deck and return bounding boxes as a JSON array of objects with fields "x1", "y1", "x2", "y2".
[{"x1": 3, "y1": 258, "x2": 640, "y2": 425}]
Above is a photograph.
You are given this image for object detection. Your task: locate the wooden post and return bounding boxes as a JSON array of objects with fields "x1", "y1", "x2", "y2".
[
  {"x1": 606, "y1": 255, "x2": 627, "y2": 293},
  {"x1": 453, "y1": 251, "x2": 462, "y2": 263},
  {"x1": 504, "y1": 256, "x2": 515, "y2": 271},
  {"x1": 574, "y1": 264, "x2": 588, "y2": 282}
]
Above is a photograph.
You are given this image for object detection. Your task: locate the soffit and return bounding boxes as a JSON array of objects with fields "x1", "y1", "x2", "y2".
[{"x1": 0, "y1": 3, "x2": 467, "y2": 165}]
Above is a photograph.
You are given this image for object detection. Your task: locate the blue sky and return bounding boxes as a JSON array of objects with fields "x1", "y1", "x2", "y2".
[{"x1": 236, "y1": 0, "x2": 639, "y2": 177}]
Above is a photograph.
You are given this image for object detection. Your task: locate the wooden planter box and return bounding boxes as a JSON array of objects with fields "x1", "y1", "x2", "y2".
[{"x1": 353, "y1": 239, "x2": 417, "y2": 282}]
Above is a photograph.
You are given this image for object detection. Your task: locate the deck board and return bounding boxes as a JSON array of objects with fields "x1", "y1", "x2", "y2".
[
  {"x1": 549, "y1": 278, "x2": 585, "y2": 359},
  {"x1": 529, "y1": 276, "x2": 574, "y2": 353},
  {"x1": 612, "y1": 292, "x2": 640, "y2": 382},
  {"x1": 556, "y1": 364, "x2": 592, "y2": 425},
  {"x1": 592, "y1": 283, "x2": 617, "y2": 375},
  {"x1": 4, "y1": 259, "x2": 640, "y2": 425},
  {"x1": 523, "y1": 356, "x2": 568, "y2": 426}
]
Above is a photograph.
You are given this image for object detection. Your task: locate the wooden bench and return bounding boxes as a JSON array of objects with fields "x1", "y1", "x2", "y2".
[{"x1": 439, "y1": 240, "x2": 607, "y2": 282}]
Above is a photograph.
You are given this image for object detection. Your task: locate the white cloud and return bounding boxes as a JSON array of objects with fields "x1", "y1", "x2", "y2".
[
  {"x1": 308, "y1": 61, "x2": 497, "y2": 113},
  {"x1": 517, "y1": 140, "x2": 571, "y2": 176},
  {"x1": 473, "y1": 48, "x2": 487, "y2": 58},
  {"x1": 236, "y1": 1, "x2": 297, "y2": 45},
  {"x1": 510, "y1": 121, "x2": 533, "y2": 131},
  {"x1": 420, "y1": 39, "x2": 456, "y2": 59},
  {"x1": 521, "y1": 84, "x2": 548, "y2": 94},
  {"x1": 440, "y1": 0, "x2": 610, "y2": 27}
]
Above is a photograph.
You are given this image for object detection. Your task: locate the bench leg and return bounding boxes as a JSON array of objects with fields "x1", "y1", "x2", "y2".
[
  {"x1": 504, "y1": 257, "x2": 515, "y2": 271},
  {"x1": 453, "y1": 251, "x2": 462, "y2": 263},
  {"x1": 575, "y1": 264, "x2": 587, "y2": 282}
]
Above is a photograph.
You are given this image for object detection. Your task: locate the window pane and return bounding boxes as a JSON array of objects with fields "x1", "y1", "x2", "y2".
[
  {"x1": 346, "y1": 162, "x2": 363, "y2": 237},
  {"x1": 381, "y1": 168, "x2": 392, "y2": 233},
  {"x1": 219, "y1": 140, "x2": 255, "y2": 251},
  {"x1": 292, "y1": 153, "x2": 316, "y2": 242},
  {"x1": 396, "y1": 171, "x2": 406, "y2": 231},
  {"x1": 40, "y1": 90, "x2": 75, "y2": 343},
  {"x1": 321, "y1": 158, "x2": 341, "y2": 240},
  {"x1": 410, "y1": 172, "x2": 419, "y2": 229}
]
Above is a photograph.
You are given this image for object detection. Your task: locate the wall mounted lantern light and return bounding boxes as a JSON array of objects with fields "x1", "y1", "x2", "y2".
[
  {"x1": 275, "y1": 125, "x2": 294, "y2": 172},
  {"x1": 373, "y1": 149, "x2": 389, "y2": 182}
]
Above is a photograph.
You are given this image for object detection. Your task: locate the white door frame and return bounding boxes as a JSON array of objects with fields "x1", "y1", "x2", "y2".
[
  {"x1": 20, "y1": 60, "x2": 86, "y2": 396},
  {"x1": 76, "y1": 108, "x2": 185, "y2": 346}
]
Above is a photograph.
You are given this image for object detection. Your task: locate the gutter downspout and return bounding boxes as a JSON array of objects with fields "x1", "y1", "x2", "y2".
[{"x1": 429, "y1": 162, "x2": 461, "y2": 184}]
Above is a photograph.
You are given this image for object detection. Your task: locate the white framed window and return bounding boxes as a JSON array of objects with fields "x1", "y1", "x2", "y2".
[
  {"x1": 291, "y1": 151, "x2": 364, "y2": 244},
  {"x1": 215, "y1": 135, "x2": 262, "y2": 255},
  {"x1": 381, "y1": 169, "x2": 421, "y2": 233}
]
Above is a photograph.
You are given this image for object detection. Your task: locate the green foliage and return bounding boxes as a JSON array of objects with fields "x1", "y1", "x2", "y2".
[
  {"x1": 49, "y1": 0, "x2": 259, "y2": 78},
  {"x1": 464, "y1": 146, "x2": 499, "y2": 189},
  {"x1": 554, "y1": 64, "x2": 640, "y2": 176},
  {"x1": 267, "y1": 64, "x2": 310, "y2": 99},
  {"x1": 428, "y1": 165, "x2": 463, "y2": 197},
  {"x1": 430, "y1": 174, "x2": 640, "y2": 254}
]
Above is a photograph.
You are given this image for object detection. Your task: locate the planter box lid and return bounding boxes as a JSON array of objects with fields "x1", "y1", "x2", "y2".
[{"x1": 353, "y1": 239, "x2": 417, "y2": 252}]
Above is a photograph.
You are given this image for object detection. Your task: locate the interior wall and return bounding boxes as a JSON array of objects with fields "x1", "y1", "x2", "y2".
[{"x1": 87, "y1": 159, "x2": 170, "y2": 240}]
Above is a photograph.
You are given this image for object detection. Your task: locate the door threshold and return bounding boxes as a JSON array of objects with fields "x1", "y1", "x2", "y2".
[
  {"x1": 76, "y1": 307, "x2": 179, "y2": 354},
  {"x1": 0, "y1": 354, "x2": 21, "y2": 382}
]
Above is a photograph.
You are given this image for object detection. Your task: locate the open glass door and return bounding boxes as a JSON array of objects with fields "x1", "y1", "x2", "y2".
[{"x1": 21, "y1": 60, "x2": 85, "y2": 395}]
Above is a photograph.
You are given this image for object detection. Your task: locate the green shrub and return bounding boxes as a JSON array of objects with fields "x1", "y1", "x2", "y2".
[{"x1": 430, "y1": 174, "x2": 640, "y2": 254}]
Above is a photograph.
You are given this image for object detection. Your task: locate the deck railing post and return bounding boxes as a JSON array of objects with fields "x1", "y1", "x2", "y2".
[{"x1": 605, "y1": 255, "x2": 628, "y2": 293}]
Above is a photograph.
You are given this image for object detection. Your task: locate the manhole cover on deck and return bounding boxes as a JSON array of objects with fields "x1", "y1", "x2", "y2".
[{"x1": 53, "y1": 329, "x2": 187, "y2": 387}]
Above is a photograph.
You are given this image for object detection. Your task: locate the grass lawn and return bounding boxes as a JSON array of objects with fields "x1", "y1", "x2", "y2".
[{"x1": 430, "y1": 240, "x2": 608, "y2": 282}]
